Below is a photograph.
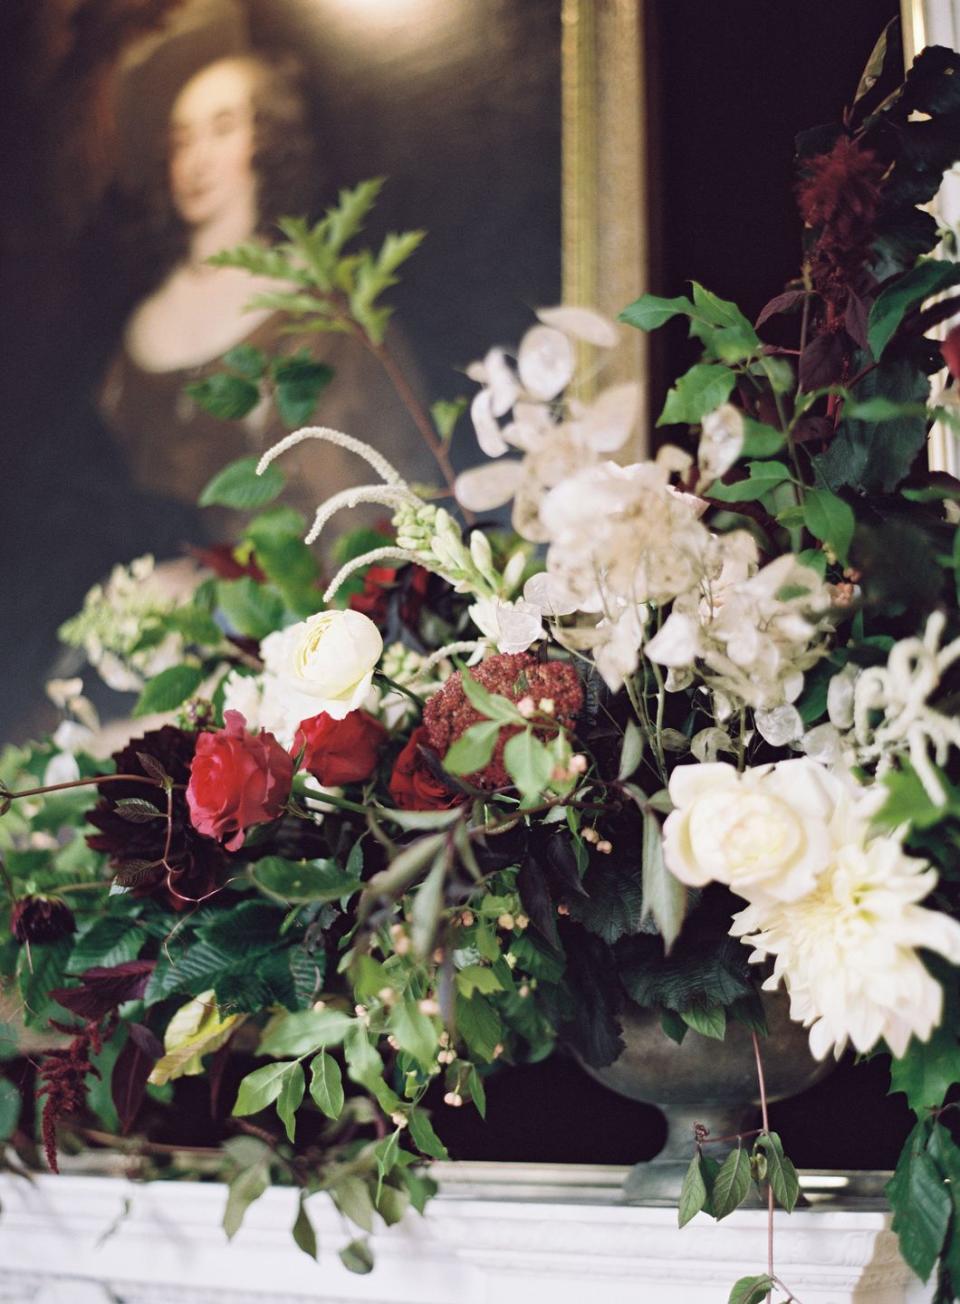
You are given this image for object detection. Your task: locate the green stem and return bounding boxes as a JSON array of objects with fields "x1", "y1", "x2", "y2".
[
  {"x1": 374, "y1": 673, "x2": 424, "y2": 709},
  {"x1": 1, "y1": 773, "x2": 167, "y2": 802}
]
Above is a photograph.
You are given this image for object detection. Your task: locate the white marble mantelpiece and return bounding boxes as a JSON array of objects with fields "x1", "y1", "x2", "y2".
[{"x1": 0, "y1": 1165, "x2": 934, "y2": 1304}]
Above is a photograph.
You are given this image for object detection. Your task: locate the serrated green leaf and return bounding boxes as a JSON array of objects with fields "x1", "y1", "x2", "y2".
[
  {"x1": 133, "y1": 664, "x2": 204, "y2": 716},
  {"x1": 444, "y1": 720, "x2": 502, "y2": 775},
  {"x1": 199, "y1": 456, "x2": 285, "y2": 510},
  {"x1": 455, "y1": 964, "x2": 503, "y2": 998},
  {"x1": 271, "y1": 354, "x2": 334, "y2": 428},
  {"x1": 232, "y1": 1061, "x2": 295, "y2": 1117},
  {"x1": 222, "y1": 344, "x2": 267, "y2": 379},
  {"x1": 186, "y1": 373, "x2": 260, "y2": 422},
  {"x1": 619, "y1": 293, "x2": 693, "y2": 331},
  {"x1": 803, "y1": 486, "x2": 855, "y2": 564},
  {"x1": 711, "y1": 1145, "x2": 752, "y2": 1220},
  {"x1": 67, "y1": 917, "x2": 144, "y2": 972},
  {"x1": 888, "y1": 1120, "x2": 952, "y2": 1282},
  {"x1": 678, "y1": 1153, "x2": 708, "y2": 1227},
  {"x1": 309, "y1": 1051, "x2": 345, "y2": 1119},
  {"x1": 658, "y1": 364, "x2": 736, "y2": 427},
  {"x1": 408, "y1": 1107, "x2": 450, "y2": 1160},
  {"x1": 291, "y1": 1197, "x2": 317, "y2": 1259},
  {"x1": 275, "y1": 1060, "x2": 304, "y2": 1142},
  {"x1": 216, "y1": 578, "x2": 284, "y2": 641},
  {"x1": 889, "y1": 1026, "x2": 960, "y2": 1112}
]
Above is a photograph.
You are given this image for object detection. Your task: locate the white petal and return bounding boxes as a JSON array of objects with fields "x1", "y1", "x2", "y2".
[
  {"x1": 523, "y1": 570, "x2": 581, "y2": 617},
  {"x1": 455, "y1": 460, "x2": 525, "y2": 512},
  {"x1": 579, "y1": 383, "x2": 640, "y2": 451},
  {"x1": 645, "y1": 612, "x2": 701, "y2": 667},
  {"x1": 517, "y1": 325, "x2": 575, "y2": 399},
  {"x1": 536, "y1": 305, "x2": 619, "y2": 348},
  {"x1": 755, "y1": 704, "x2": 804, "y2": 747},
  {"x1": 482, "y1": 348, "x2": 520, "y2": 417},
  {"x1": 470, "y1": 388, "x2": 509, "y2": 457}
]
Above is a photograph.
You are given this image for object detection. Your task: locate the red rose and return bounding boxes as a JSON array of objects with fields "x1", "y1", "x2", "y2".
[
  {"x1": 388, "y1": 726, "x2": 464, "y2": 811},
  {"x1": 294, "y1": 710, "x2": 387, "y2": 785},
  {"x1": 186, "y1": 711, "x2": 293, "y2": 851},
  {"x1": 350, "y1": 563, "x2": 430, "y2": 627}
]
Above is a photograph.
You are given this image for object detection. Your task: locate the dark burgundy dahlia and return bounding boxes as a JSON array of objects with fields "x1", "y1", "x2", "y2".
[{"x1": 86, "y1": 726, "x2": 228, "y2": 909}]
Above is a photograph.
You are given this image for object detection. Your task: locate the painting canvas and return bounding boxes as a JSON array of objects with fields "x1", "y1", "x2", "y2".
[{"x1": 0, "y1": 0, "x2": 561, "y2": 739}]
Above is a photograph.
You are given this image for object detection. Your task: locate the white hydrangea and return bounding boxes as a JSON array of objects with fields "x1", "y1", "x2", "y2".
[{"x1": 647, "y1": 549, "x2": 834, "y2": 710}]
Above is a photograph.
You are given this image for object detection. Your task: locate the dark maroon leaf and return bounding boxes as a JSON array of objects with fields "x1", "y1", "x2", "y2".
[
  {"x1": 112, "y1": 1022, "x2": 162, "y2": 1134},
  {"x1": 114, "y1": 798, "x2": 165, "y2": 824},
  {"x1": 135, "y1": 753, "x2": 171, "y2": 785},
  {"x1": 799, "y1": 331, "x2": 846, "y2": 390},
  {"x1": 845, "y1": 292, "x2": 870, "y2": 351},
  {"x1": 53, "y1": 960, "x2": 155, "y2": 1020},
  {"x1": 112, "y1": 860, "x2": 164, "y2": 890},
  {"x1": 517, "y1": 858, "x2": 559, "y2": 946},
  {"x1": 793, "y1": 416, "x2": 834, "y2": 445},
  {"x1": 755, "y1": 290, "x2": 809, "y2": 329}
]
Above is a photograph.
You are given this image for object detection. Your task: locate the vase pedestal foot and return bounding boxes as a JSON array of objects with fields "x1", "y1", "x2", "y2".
[{"x1": 622, "y1": 1103, "x2": 759, "y2": 1205}]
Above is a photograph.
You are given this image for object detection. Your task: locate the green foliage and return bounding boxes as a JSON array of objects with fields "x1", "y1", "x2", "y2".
[
  {"x1": 868, "y1": 259, "x2": 960, "y2": 359},
  {"x1": 222, "y1": 1136, "x2": 273, "y2": 1240},
  {"x1": 251, "y1": 857, "x2": 362, "y2": 905},
  {"x1": 271, "y1": 353, "x2": 334, "y2": 428},
  {"x1": 889, "y1": 1026, "x2": 960, "y2": 1112},
  {"x1": 708, "y1": 461, "x2": 791, "y2": 502},
  {"x1": 755, "y1": 1131, "x2": 799, "y2": 1212},
  {"x1": 619, "y1": 292, "x2": 694, "y2": 331},
  {"x1": 199, "y1": 456, "x2": 285, "y2": 510},
  {"x1": 711, "y1": 1145, "x2": 752, "y2": 1220},
  {"x1": 431, "y1": 397, "x2": 468, "y2": 443},
  {"x1": 0, "y1": 1075, "x2": 22, "y2": 1141},
  {"x1": 888, "y1": 1119, "x2": 953, "y2": 1282},
  {"x1": 728, "y1": 1277, "x2": 776, "y2": 1304},
  {"x1": 503, "y1": 729, "x2": 553, "y2": 804},
  {"x1": 408, "y1": 1107, "x2": 450, "y2": 1160},
  {"x1": 186, "y1": 373, "x2": 260, "y2": 422},
  {"x1": 216, "y1": 578, "x2": 285, "y2": 640},
  {"x1": 444, "y1": 720, "x2": 501, "y2": 775},
  {"x1": 681, "y1": 1005, "x2": 727, "y2": 1040},
  {"x1": 658, "y1": 364, "x2": 737, "y2": 427},
  {"x1": 817, "y1": 357, "x2": 929, "y2": 494},
  {"x1": 309, "y1": 1051, "x2": 345, "y2": 1119},
  {"x1": 802, "y1": 486, "x2": 855, "y2": 563},
  {"x1": 640, "y1": 803, "x2": 686, "y2": 951},
  {"x1": 133, "y1": 663, "x2": 204, "y2": 716},
  {"x1": 678, "y1": 1152, "x2": 708, "y2": 1227},
  {"x1": 258, "y1": 1009, "x2": 352, "y2": 1057}
]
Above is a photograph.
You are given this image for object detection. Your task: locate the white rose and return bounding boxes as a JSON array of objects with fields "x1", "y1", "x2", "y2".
[
  {"x1": 663, "y1": 759, "x2": 850, "y2": 904},
  {"x1": 264, "y1": 610, "x2": 383, "y2": 721}
]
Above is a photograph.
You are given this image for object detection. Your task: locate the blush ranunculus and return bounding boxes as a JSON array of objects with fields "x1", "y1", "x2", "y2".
[
  {"x1": 388, "y1": 726, "x2": 464, "y2": 811},
  {"x1": 294, "y1": 710, "x2": 387, "y2": 786},
  {"x1": 186, "y1": 711, "x2": 293, "y2": 851}
]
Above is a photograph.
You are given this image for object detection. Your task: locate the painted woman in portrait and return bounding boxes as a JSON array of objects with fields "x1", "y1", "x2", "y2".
[{"x1": 99, "y1": 51, "x2": 427, "y2": 525}]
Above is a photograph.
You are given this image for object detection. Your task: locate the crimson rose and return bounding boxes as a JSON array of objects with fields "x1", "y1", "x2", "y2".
[
  {"x1": 388, "y1": 726, "x2": 463, "y2": 811},
  {"x1": 187, "y1": 711, "x2": 293, "y2": 851},
  {"x1": 295, "y1": 710, "x2": 387, "y2": 785}
]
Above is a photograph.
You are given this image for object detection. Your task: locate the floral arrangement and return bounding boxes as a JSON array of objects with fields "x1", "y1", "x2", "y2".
[{"x1": 4, "y1": 28, "x2": 960, "y2": 1303}]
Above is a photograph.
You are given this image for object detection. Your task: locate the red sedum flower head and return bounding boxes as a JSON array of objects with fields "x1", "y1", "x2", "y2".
[
  {"x1": 422, "y1": 653, "x2": 583, "y2": 790},
  {"x1": 187, "y1": 711, "x2": 293, "y2": 851},
  {"x1": 389, "y1": 725, "x2": 464, "y2": 811},
  {"x1": 295, "y1": 709, "x2": 387, "y2": 786}
]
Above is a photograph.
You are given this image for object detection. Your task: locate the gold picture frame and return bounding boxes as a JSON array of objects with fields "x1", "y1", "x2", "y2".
[{"x1": 561, "y1": 0, "x2": 649, "y2": 444}]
